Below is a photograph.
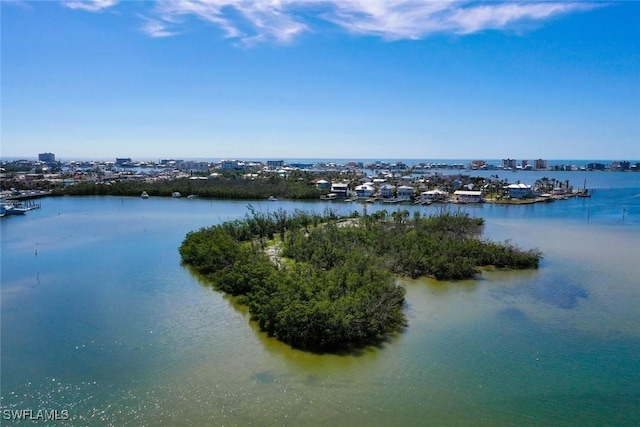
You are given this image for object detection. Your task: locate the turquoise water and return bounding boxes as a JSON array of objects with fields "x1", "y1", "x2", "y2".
[{"x1": 2, "y1": 173, "x2": 640, "y2": 426}]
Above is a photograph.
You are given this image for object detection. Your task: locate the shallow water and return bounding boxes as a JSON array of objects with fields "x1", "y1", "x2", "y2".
[{"x1": 2, "y1": 181, "x2": 640, "y2": 426}]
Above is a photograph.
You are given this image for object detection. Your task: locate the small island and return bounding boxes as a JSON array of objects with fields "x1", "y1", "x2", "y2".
[{"x1": 180, "y1": 208, "x2": 542, "y2": 352}]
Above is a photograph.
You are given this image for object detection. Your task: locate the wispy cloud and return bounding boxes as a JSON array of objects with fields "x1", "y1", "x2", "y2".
[
  {"x1": 148, "y1": 0, "x2": 309, "y2": 45},
  {"x1": 140, "y1": 17, "x2": 182, "y2": 38},
  {"x1": 446, "y1": 2, "x2": 601, "y2": 35},
  {"x1": 326, "y1": 0, "x2": 602, "y2": 39},
  {"x1": 3, "y1": 0, "x2": 33, "y2": 10},
  {"x1": 63, "y1": 0, "x2": 604, "y2": 44},
  {"x1": 325, "y1": 0, "x2": 460, "y2": 40},
  {"x1": 62, "y1": 0, "x2": 118, "y2": 13}
]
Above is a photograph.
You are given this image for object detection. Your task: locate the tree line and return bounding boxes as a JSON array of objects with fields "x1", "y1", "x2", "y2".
[
  {"x1": 58, "y1": 176, "x2": 322, "y2": 199},
  {"x1": 179, "y1": 208, "x2": 542, "y2": 352}
]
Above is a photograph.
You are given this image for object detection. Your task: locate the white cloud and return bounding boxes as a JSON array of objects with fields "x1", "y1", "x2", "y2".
[
  {"x1": 151, "y1": 0, "x2": 309, "y2": 45},
  {"x1": 140, "y1": 18, "x2": 181, "y2": 38},
  {"x1": 324, "y1": 0, "x2": 459, "y2": 40},
  {"x1": 446, "y1": 2, "x2": 601, "y2": 35},
  {"x1": 62, "y1": 0, "x2": 118, "y2": 12},
  {"x1": 232, "y1": 1, "x2": 309, "y2": 44},
  {"x1": 325, "y1": 1, "x2": 602, "y2": 39},
  {"x1": 63, "y1": 0, "x2": 604, "y2": 44},
  {"x1": 152, "y1": 1, "x2": 245, "y2": 39}
]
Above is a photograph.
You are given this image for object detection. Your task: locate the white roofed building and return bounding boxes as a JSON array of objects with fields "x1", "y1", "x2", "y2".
[
  {"x1": 453, "y1": 190, "x2": 484, "y2": 203},
  {"x1": 330, "y1": 182, "x2": 349, "y2": 198},
  {"x1": 379, "y1": 184, "x2": 396, "y2": 199},
  {"x1": 506, "y1": 183, "x2": 533, "y2": 199},
  {"x1": 354, "y1": 183, "x2": 375, "y2": 198}
]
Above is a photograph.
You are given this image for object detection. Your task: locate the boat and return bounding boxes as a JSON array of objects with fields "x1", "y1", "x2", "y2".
[
  {"x1": 140, "y1": 191, "x2": 149, "y2": 199},
  {"x1": 7, "y1": 205, "x2": 28, "y2": 215},
  {"x1": 1, "y1": 201, "x2": 28, "y2": 215},
  {"x1": 320, "y1": 193, "x2": 338, "y2": 201},
  {"x1": 268, "y1": 196, "x2": 278, "y2": 201},
  {"x1": 172, "y1": 192, "x2": 182, "y2": 198},
  {"x1": 578, "y1": 179, "x2": 591, "y2": 197},
  {"x1": 186, "y1": 194, "x2": 199, "y2": 199}
]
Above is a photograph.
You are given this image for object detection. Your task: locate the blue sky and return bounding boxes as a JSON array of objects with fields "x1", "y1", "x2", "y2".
[{"x1": 1, "y1": 0, "x2": 638, "y2": 161}]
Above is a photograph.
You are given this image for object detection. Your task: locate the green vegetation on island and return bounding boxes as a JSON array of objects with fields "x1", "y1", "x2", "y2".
[
  {"x1": 179, "y1": 208, "x2": 542, "y2": 352},
  {"x1": 59, "y1": 175, "x2": 323, "y2": 200}
]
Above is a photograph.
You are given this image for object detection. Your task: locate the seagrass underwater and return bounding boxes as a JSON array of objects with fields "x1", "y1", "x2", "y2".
[{"x1": 1, "y1": 173, "x2": 639, "y2": 425}]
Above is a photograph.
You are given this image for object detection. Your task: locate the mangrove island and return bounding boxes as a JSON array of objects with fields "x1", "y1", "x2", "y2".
[{"x1": 179, "y1": 208, "x2": 542, "y2": 352}]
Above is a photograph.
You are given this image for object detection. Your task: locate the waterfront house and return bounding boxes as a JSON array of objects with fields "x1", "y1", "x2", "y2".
[
  {"x1": 420, "y1": 189, "x2": 448, "y2": 203},
  {"x1": 379, "y1": 184, "x2": 396, "y2": 199},
  {"x1": 330, "y1": 182, "x2": 349, "y2": 198},
  {"x1": 506, "y1": 183, "x2": 533, "y2": 199},
  {"x1": 354, "y1": 183, "x2": 375, "y2": 199},
  {"x1": 453, "y1": 190, "x2": 484, "y2": 203},
  {"x1": 316, "y1": 179, "x2": 330, "y2": 190},
  {"x1": 397, "y1": 185, "x2": 415, "y2": 201}
]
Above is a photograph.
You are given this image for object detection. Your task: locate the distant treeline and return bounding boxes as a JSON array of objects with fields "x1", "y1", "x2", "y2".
[
  {"x1": 179, "y1": 208, "x2": 542, "y2": 352},
  {"x1": 59, "y1": 176, "x2": 322, "y2": 200}
]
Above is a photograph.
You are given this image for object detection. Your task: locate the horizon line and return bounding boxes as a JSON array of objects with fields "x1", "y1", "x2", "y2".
[{"x1": 2, "y1": 156, "x2": 639, "y2": 163}]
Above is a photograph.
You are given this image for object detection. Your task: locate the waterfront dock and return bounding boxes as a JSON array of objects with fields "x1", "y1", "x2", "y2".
[{"x1": 0, "y1": 199, "x2": 41, "y2": 216}]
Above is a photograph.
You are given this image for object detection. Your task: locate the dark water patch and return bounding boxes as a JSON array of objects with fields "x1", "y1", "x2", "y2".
[
  {"x1": 532, "y1": 280, "x2": 589, "y2": 309},
  {"x1": 251, "y1": 370, "x2": 280, "y2": 384},
  {"x1": 490, "y1": 273, "x2": 589, "y2": 309}
]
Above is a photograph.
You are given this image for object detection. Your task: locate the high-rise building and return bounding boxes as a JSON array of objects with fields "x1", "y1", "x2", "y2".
[
  {"x1": 502, "y1": 158, "x2": 517, "y2": 169},
  {"x1": 534, "y1": 159, "x2": 548, "y2": 170},
  {"x1": 38, "y1": 152, "x2": 55, "y2": 162},
  {"x1": 267, "y1": 160, "x2": 284, "y2": 168}
]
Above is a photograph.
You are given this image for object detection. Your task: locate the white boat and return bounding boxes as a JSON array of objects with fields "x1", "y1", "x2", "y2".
[
  {"x1": 320, "y1": 193, "x2": 338, "y2": 201},
  {"x1": 186, "y1": 194, "x2": 198, "y2": 199},
  {"x1": 140, "y1": 191, "x2": 149, "y2": 199},
  {"x1": 1, "y1": 201, "x2": 28, "y2": 215},
  {"x1": 172, "y1": 192, "x2": 182, "y2": 198},
  {"x1": 268, "y1": 196, "x2": 278, "y2": 201},
  {"x1": 8, "y1": 205, "x2": 28, "y2": 214}
]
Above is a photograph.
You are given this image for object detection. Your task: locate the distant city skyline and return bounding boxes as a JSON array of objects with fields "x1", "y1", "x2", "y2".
[
  {"x1": 2, "y1": 1, "x2": 639, "y2": 160},
  {"x1": 6, "y1": 155, "x2": 639, "y2": 167}
]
